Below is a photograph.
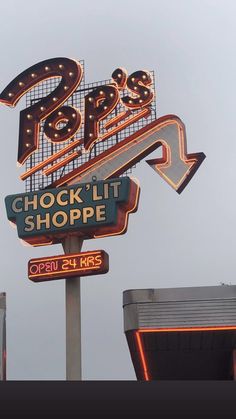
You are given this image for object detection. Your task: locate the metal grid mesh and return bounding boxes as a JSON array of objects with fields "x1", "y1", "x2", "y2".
[{"x1": 25, "y1": 61, "x2": 156, "y2": 192}]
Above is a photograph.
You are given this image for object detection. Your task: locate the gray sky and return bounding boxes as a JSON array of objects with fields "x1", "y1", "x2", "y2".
[{"x1": 0, "y1": 0, "x2": 236, "y2": 379}]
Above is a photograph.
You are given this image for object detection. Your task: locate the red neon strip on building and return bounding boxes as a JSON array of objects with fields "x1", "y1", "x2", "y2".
[
  {"x1": 135, "y1": 331, "x2": 150, "y2": 381},
  {"x1": 136, "y1": 326, "x2": 236, "y2": 381}
]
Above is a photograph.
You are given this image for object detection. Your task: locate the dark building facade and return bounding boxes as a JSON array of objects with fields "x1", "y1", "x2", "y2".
[{"x1": 123, "y1": 286, "x2": 236, "y2": 380}]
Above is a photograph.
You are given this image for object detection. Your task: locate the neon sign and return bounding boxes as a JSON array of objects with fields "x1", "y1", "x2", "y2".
[
  {"x1": 0, "y1": 58, "x2": 83, "y2": 165},
  {"x1": 28, "y1": 251, "x2": 109, "y2": 282},
  {"x1": 0, "y1": 57, "x2": 205, "y2": 193},
  {"x1": 2, "y1": 58, "x2": 206, "y2": 281},
  {"x1": 5, "y1": 177, "x2": 139, "y2": 246},
  {"x1": 2, "y1": 58, "x2": 206, "y2": 380}
]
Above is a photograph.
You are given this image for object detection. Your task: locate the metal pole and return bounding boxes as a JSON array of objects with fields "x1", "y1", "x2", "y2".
[{"x1": 62, "y1": 236, "x2": 83, "y2": 380}]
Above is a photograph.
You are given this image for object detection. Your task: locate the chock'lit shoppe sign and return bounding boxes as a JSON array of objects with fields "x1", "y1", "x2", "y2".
[
  {"x1": 1, "y1": 57, "x2": 205, "y2": 282},
  {"x1": 5, "y1": 177, "x2": 139, "y2": 246}
]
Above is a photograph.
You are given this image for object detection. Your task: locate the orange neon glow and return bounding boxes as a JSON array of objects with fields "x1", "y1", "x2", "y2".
[
  {"x1": 0, "y1": 58, "x2": 83, "y2": 164},
  {"x1": 135, "y1": 331, "x2": 150, "y2": 381},
  {"x1": 122, "y1": 70, "x2": 154, "y2": 109},
  {"x1": 21, "y1": 89, "x2": 149, "y2": 185},
  {"x1": 135, "y1": 326, "x2": 236, "y2": 381},
  {"x1": 44, "y1": 105, "x2": 82, "y2": 144},
  {"x1": 139, "y1": 326, "x2": 236, "y2": 333},
  {"x1": 29, "y1": 265, "x2": 100, "y2": 278},
  {"x1": 43, "y1": 150, "x2": 81, "y2": 176},
  {"x1": 96, "y1": 107, "x2": 151, "y2": 146},
  {"x1": 5, "y1": 63, "x2": 155, "y2": 183},
  {"x1": 84, "y1": 84, "x2": 120, "y2": 150},
  {"x1": 20, "y1": 238, "x2": 53, "y2": 247},
  {"x1": 94, "y1": 177, "x2": 140, "y2": 239},
  {"x1": 62, "y1": 116, "x2": 181, "y2": 186},
  {"x1": 29, "y1": 250, "x2": 101, "y2": 264},
  {"x1": 28, "y1": 250, "x2": 109, "y2": 281},
  {"x1": 20, "y1": 137, "x2": 83, "y2": 180},
  {"x1": 59, "y1": 115, "x2": 204, "y2": 194},
  {"x1": 2, "y1": 61, "x2": 204, "y2": 195},
  {"x1": 50, "y1": 115, "x2": 181, "y2": 187},
  {"x1": 103, "y1": 110, "x2": 131, "y2": 130},
  {"x1": 111, "y1": 67, "x2": 128, "y2": 90},
  {"x1": 146, "y1": 122, "x2": 198, "y2": 192},
  {"x1": 31, "y1": 240, "x2": 54, "y2": 247}
]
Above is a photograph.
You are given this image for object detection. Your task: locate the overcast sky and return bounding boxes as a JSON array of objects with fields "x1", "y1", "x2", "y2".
[{"x1": 0, "y1": 0, "x2": 236, "y2": 380}]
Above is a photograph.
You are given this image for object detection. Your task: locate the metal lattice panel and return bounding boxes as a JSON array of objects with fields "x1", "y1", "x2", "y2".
[{"x1": 25, "y1": 61, "x2": 156, "y2": 192}]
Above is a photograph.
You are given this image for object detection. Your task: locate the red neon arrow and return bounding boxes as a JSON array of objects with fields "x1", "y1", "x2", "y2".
[{"x1": 50, "y1": 115, "x2": 205, "y2": 193}]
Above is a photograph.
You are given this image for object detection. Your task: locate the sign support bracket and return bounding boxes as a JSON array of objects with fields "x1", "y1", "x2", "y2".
[{"x1": 62, "y1": 236, "x2": 83, "y2": 381}]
